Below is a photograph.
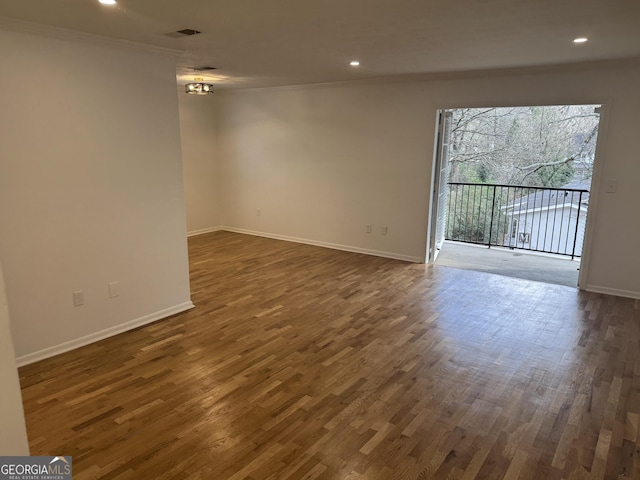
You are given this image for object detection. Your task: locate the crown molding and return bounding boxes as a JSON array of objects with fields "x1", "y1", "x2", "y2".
[
  {"x1": 215, "y1": 56, "x2": 640, "y2": 93},
  {"x1": 0, "y1": 15, "x2": 181, "y2": 58}
]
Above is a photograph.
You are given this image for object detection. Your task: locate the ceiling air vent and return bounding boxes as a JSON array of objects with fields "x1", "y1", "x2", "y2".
[
  {"x1": 194, "y1": 66, "x2": 218, "y2": 71},
  {"x1": 164, "y1": 28, "x2": 202, "y2": 38}
]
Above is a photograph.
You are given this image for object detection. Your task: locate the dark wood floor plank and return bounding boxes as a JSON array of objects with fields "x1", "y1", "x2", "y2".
[{"x1": 19, "y1": 231, "x2": 640, "y2": 479}]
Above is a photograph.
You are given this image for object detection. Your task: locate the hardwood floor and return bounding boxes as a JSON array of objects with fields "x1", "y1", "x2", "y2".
[{"x1": 20, "y1": 231, "x2": 640, "y2": 479}]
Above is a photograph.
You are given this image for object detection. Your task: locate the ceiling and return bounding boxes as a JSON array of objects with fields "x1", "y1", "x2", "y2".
[{"x1": 1, "y1": 0, "x2": 639, "y2": 89}]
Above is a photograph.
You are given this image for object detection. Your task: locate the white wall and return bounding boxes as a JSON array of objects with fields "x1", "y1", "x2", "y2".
[
  {"x1": 179, "y1": 94, "x2": 221, "y2": 235},
  {"x1": 0, "y1": 28, "x2": 193, "y2": 362},
  {"x1": 0, "y1": 261, "x2": 29, "y2": 455},
  {"x1": 211, "y1": 61, "x2": 640, "y2": 297},
  {"x1": 216, "y1": 83, "x2": 433, "y2": 262}
]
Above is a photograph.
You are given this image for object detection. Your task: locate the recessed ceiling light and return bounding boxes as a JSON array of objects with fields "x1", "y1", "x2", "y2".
[
  {"x1": 350, "y1": 61, "x2": 360, "y2": 67},
  {"x1": 99, "y1": 0, "x2": 117, "y2": 4},
  {"x1": 573, "y1": 37, "x2": 588, "y2": 44}
]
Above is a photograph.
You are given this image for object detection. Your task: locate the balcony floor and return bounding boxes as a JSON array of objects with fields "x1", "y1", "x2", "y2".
[{"x1": 435, "y1": 240, "x2": 580, "y2": 287}]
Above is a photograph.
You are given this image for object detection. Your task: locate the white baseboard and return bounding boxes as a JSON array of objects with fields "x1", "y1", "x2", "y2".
[
  {"x1": 16, "y1": 301, "x2": 195, "y2": 367},
  {"x1": 584, "y1": 285, "x2": 640, "y2": 300},
  {"x1": 221, "y1": 226, "x2": 423, "y2": 263},
  {"x1": 187, "y1": 226, "x2": 223, "y2": 237}
]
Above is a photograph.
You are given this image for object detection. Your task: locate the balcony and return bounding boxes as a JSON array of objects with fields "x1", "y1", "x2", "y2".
[{"x1": 433, "y1": 182, "x2": 589, "y2": 287}]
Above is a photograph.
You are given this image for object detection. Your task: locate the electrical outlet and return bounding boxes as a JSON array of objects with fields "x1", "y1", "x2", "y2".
[
  {"x1": 73, "y1": 291, "x2": 84, "y2": 307},
  {"x1": 257, "y1": 208, "x2": 261, "y2": 216},
  {"x1": 366, "y1": 224, "x2": 372, "y2": 234},
  {"x1": 108, "y1": 281, "x2": 120, "y2": 298},
  {"x1": 381, "y1": 226, "x2": 388, "y2": 235}
]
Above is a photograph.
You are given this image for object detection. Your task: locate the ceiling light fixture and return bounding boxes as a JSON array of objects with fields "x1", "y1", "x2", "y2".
[
  {"x1": 99, "y1": 0, "x2": 117, "y2": 5},
  {"x1": 573, "y1": 37, "x2": 588, "y2": 44},
  {"x1": 350, "y1": 61, "x2": 360, "y2": 67},
  {"x1": 185, "y1": 78, "x2": 214, "y2": 95}
]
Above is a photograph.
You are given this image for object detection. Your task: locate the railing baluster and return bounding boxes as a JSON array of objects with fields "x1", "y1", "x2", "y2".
[
  {"x1": 492, "y1": 186, "x2": 500, "y2": 247},
  {"x1": 488, "y1": 185, "x2": 497, "y2": 248},
  {"x1": 503, "y1": 186, "x2": 511, "y2": 248},
  {"x1": 456, "y1": 184, "x2": 461, "y2": 240},
  {"x1": 464, "y1": 184, "x2": 471, "y2": 243},
  {"x1": 456, "y1": 184, "x2": 460, "y2": 242},
  {"x1": 482, "y1": 186, "x2": 488, "y2": 244},
  {"x1": 505, "y1": 186, "x2": 512, "y2": 248},
  {"x1": 542, "y1": 189, "x2": 550, "y2": 253},
  {"x1": 451, "y1": 184, "x2": 458, "y2": 241},
  {"x1": 559, "y1": 190, "x2": 568, "y2": 254},
  {"x1": 571, "y1": 191, "x2": 583, "y2": 260},
  {"x1": 535, "y1": 189, "x2": 543, "y2": 251},
  {"x1": 446, "y1": 184, "x2": 453, "y2": 239},
  {"x1": 493, "y1": 187, "x2": 498, "y2": 244},
  {"x1": 470, "y1": 185, "x2": 478, "y2": 243},
  {"x1": 522, "y1": 187, "x2": 530, "y2": 251},
  {"x1": 562, "y1": 191, "x2": 572, "y2": 255},
  {"x1": 516, "y1": 187, "x2": 521, "y2": 247},
  {"x1": 550, "y1": 188, "x2": 560, "y2": 253}
]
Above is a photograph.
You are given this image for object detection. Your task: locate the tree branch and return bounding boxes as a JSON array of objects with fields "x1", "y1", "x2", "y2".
[
  {"x1": 551, "y1": 113, "x2": 600, "y2": 123},
  {"x1": 515, "y1": 123, "x2": 598, "y2": 172}
]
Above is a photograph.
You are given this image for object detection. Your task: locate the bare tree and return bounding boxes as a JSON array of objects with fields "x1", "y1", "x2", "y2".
[{"x1": 447, "y1": 105, "x2": 599, "y2": 187}]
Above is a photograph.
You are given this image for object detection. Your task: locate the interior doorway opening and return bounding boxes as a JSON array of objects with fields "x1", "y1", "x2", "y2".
[{"x1": 428, "y1": 105, "x2": 602, "y2": 288}]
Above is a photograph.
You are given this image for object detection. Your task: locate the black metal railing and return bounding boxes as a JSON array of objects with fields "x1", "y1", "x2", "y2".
[{"x1": 445, "y1": 183, "x2": 589, "y2": 259}]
